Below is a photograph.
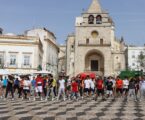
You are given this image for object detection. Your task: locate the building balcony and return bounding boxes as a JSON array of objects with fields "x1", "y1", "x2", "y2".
[
  {"x1": 21, "y1": 64, "x2": 32, "y2": 69},
  {"x1": 7, "y1": 63, "x2": 18, "y2": 68},
  {"x1": 78, "y1": 41, "x2": 111, "y2": 47}
]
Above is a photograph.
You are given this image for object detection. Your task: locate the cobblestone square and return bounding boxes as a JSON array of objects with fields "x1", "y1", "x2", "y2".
[{"x1": 0, "y1": 98, "x2": 145, "y2": 120}]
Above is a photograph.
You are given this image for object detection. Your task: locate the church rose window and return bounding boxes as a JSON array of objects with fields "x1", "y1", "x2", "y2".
[
  {"x1": 91, "y1": 31, "x2": 98, "y2": 38},
  {"x1": 88, "y1": 15, "x2": 94, "y2": 24},
  {"x1": 96, "y1": 15, "x2": 102, "y2": 24}
]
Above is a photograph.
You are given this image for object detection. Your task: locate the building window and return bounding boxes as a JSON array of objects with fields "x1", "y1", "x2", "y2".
[
  {"x1": 96, "y1": 15, "x2": 102, "y2": 24},
  {"x1": 23, "y1": 55, "x2": 30, "y2": 66},
  {"x1": 86, "y1": 38, "x2": 89, "y2": 44},
  {"x1": 132, "y1": 55, "x2": 135, "y2": 58},
  {"x1": 132, "y1": 63, "x2": 135, "y2": 66},
  {"x1": 88, "y1": 15, "x2": 94, "y2": 24},
  {"x1": 10, "y1": 55, "x2": 16, "y2": 65},
  {"x1": 100, "y1": 39, "x2": 103, "y2": 45},
  {"x1": 0, "y1": 54, "x2": 4, "y2": 68},
  {"x1": 71, "y1": 45, "x2": 74, "y2": 52}
]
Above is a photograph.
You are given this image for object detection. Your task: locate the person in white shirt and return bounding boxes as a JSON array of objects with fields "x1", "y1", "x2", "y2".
[
  {"x1": 57, "y1": 77, "x2": 66, "y2": 101},
  {"x1": 84, "y1": 76, "x2": 91, "y2": 97},
  {"x1": 90, "y1": 78, "x2": 95, "y2": 97},
  {"x1": 123, "y1": 76, "x2": 129, "y2": 100},
  {"x1": 22, "y1": 76, "x2": 31, "y2": 100},
  {"x1": 139, "y1": 76, "x2": 145, "y2": 101}
]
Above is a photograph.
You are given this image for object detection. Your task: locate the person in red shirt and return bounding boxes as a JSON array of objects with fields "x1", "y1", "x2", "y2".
[
  {"x1": 71, "y1": 78, "x2": 78, "y2": 100},
  {"x1": 35, "y1": 74, "x2": 43, "y2": 101},
  {"x1": 95, "y1": 76, "x2": 105, "y2": 101},
  {"x1": 115, "y1": 76, "x2": 123, "y2": 98}
]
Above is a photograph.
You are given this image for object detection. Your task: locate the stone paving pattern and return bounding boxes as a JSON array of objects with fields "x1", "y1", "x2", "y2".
[{"x1": 0, "y1": 98, "x2": 145, "y2": 120}]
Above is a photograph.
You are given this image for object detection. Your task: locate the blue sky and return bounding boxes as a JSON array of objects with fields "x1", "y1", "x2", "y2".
[{"x1": 0, "y1": 0, "x2": 145, "y2": 46}]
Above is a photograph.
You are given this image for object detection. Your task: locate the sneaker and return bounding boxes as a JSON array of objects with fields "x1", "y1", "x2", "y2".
[
  {"x1": 21, "y1": 97, "x2": 24, "y2": 100},
  {"x1": 45, "y1": 98, "x2": 47, "y2": 101},
  {"x1": 29, "y1": 98, "x2": 31, "y2": 101},
  {"x1": 40, "y1": 97, "x2": 43, "y2": 101},
  {"x1": 81, "y1": 96, "x2": 83, "y2": 100},
  {"x1": 12, "y1": 98, "x2": 14, "y2": 101},
  {"x1": 33, "y1": 98, "x2": 36, "y2": 101},
  {"x1": 52, "y1": 98, "x2": 54, "y2": 101},
  {"x1": 139, "y1": 99, "x2": 142, "y2": 102}
]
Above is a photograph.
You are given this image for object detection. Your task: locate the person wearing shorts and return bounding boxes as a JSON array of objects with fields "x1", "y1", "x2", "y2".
[
  {"x1": 66, "y1": 78, "x2": 72, "y2": 100},
  {"x1": 22, "y1": 76, "x2": 31, "y2": 100},
  {"x1": 35, "y1": 74, "x2": 43, "y2": 101},
  {"x1": 115, "y1": 76, "x2": 123, "y2": 98},
  {"x1": 84, "y1": 76, "x2": 91, "y2": 97},
  {"x1": 71, "y1": 79, "x2": 78, "y2": 100},
  {"x1": 95, "y1": 77, "x2": 105, "y2": 101},
  {"x1": 106, "y1": 77, "x2": 113, "y2": 98},
  {"x1": 123, "y1": 76, "x2": 129, "y2": 100}
]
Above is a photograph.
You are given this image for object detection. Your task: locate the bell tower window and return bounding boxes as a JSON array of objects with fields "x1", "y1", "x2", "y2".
[
  {"x1": 88, "y1": 15, "x2": 94, "y2": 24},
  {"x1": 100, "y1": 39, "x2": 103, "y2": 45},
  {"x1": 96, "y1": 15, "x2": 102, "y2": 24},
  {"x1": 86, "y1": 38, "x2": 89, "y2": 44}
]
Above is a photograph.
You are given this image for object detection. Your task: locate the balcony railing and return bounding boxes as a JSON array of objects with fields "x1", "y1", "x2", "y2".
[
  {"x1": 7, "y1": 63, "x2": 18, "y2": 68},
  {"x1": 21, "y1": 64, "x2": 32, "y2": 68}
]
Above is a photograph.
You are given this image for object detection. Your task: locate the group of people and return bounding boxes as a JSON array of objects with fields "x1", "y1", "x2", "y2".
[{"x1": 0, "y1": 74, "x2": 145, "y2": 102}]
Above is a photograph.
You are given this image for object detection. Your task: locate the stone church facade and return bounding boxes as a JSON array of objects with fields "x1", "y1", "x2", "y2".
[{"x1": 65, "y1": 0, "x2": 126, "y2": 77}]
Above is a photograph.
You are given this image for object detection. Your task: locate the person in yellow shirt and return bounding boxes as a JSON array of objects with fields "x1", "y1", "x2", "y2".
[{"x1": 52, "y1": 78, "x2": 57, "y2": 97}]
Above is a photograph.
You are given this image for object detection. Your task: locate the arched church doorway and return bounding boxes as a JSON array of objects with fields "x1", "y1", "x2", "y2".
[{"x1": 85, "y1": 49, "x2": 104, "y2": 76}]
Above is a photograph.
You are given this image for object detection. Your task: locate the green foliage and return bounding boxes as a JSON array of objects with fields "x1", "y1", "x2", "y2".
[
  {"x1": 138, "y1": 51, "x2": 145, "y2": 67},
  {"x1": 119, "y1": 70, "x2": 143, "y2": 79},
  {"x1": 37, "y1": 65, "x2": 42, "y2": 71}
]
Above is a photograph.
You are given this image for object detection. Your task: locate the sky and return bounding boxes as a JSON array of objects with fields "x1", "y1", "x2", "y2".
[{"x1": 0, "y1": 0, "x2": 145, "y2": 46}]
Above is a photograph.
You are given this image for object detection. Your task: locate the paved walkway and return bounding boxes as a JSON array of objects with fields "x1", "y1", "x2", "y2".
[{"x1": 0, "y1": 98, "x2": 145, "y2": 120}]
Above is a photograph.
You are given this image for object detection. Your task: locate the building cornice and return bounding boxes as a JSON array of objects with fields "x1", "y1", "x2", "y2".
[{"x1": 0, "y1": 35, "x2": 38, "y2": 40}]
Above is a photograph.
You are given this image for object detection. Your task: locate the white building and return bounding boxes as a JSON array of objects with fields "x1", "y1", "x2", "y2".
[
  {"x1": 0, "y1": 28, "x2": 59, "y2": 76},
  {"x1": 0, "y1": 34, "x2": 43, "y2": 74},
  {"x1": 58, "y1": 45, "x2": 66, "y2": 76},
  {"x1": 127, "y1": 46, "x2": 145, "y2": 72},
  {"x1": 25, "y1": 28, "x2": 59, "y2": 76}
]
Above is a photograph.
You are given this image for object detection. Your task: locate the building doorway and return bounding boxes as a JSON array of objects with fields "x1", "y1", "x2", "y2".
[
  {"x1": 85, "y1": 49, "x2": 104, "y2": 75},
  {"x1": 91, "y1": 60, "x2": 98, "y2": 71}
]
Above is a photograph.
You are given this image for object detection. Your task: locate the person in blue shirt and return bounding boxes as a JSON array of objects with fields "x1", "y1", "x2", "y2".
[
  {"x1": 14, "y1": 78, "x2": 20, "y2": 94},
  {"x1": 2, "y1": 76, "x2": 8, "y2": 98},
  {"x1": 2, "y1": 76, "x2": 7, "y2": 88}
]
